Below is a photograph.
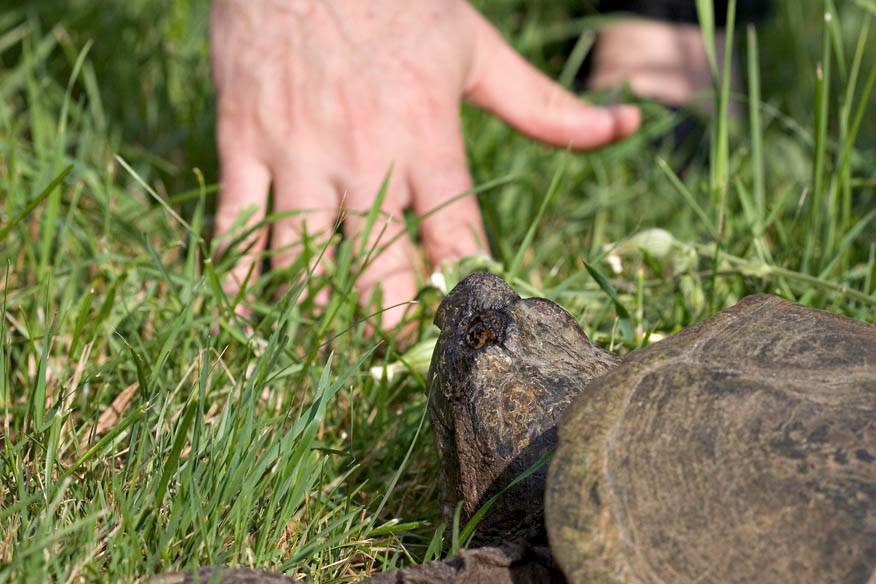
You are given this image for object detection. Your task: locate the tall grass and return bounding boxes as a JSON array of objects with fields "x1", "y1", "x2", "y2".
[{"x1": 2, "y1": 0, "x2": 875, "y2": 582}]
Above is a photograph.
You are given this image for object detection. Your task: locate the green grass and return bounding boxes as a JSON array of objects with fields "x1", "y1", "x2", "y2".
[{"x1": 2, "y1": 0, "x2": 876, "y2": 581}]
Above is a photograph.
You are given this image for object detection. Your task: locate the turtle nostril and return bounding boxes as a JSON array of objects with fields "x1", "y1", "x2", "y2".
[
  {"x1": 464, "y1": 310, "x2": 508, "y2": 350},
  {"x1": 466, "y1": 326, "x2": 494, "y2": 349}
]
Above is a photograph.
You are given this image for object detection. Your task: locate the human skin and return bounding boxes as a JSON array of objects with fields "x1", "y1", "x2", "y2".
[
  {"x1": 591, "y1": 20, "x2": 731, "y2": 114},
  {"x1": 210, "y1": 0, "x2": 640, "y2": 327}
]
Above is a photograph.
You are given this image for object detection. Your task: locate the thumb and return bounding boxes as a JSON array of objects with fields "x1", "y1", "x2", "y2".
[{"x1": 464, "y1": 9, "x2": 640, "y2": 150}]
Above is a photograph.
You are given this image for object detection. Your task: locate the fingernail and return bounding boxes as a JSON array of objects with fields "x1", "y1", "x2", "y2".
[{"x1": 610, "y1": 104, "x2": 642, "y2": 134}]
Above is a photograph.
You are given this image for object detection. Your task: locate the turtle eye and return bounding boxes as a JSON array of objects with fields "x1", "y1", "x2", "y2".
[{"x1": 464, "y1": 310, "x2": 507, "y2": 350}]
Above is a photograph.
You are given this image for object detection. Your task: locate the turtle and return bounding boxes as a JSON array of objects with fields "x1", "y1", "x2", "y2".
[
  {"x1": 156, "y1": 272, "x2": 876, "y2": 583},
  {"x1": 422, "y1": 272, "x2": 876, "y2": 584}
]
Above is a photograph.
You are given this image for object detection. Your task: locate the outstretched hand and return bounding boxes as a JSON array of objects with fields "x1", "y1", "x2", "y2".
[{"x1": 210, "y1": 0, "x2": 640, "y2": 327}]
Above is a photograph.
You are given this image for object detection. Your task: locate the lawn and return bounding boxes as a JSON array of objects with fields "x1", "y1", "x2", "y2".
[{"x1": 2, "y1": 0, "x2": 875, "y2": 582}]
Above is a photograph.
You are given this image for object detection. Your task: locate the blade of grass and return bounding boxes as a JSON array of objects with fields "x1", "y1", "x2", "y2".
[
  {"x1": 817, "y1": 207, "x2": 876, "y2": 279},
  {"x1": 30, "y1": 284, "x2": 53, "y2": 433},
  {"x1": 508, "y1": 154, "x2": 568, "y2": 278},
  {"x1": 695, "y1": 0, "x2": 718, "y2": 77},
  {"x1": 559, "y1": 29, "x2": 595, "y2": 87},
  {"x1": 65, "y1": 403, "x2": 147, "y2": 477},
  {"x1": 747, "y1": 25, "x2": 766, "y2": 220},
  {"x1": 0, "y1": 164, "x2": 72, "y2": 242},
  {"x1": 582, "y1": 261, "x2": 634, "y2": 343},
  {"x1": 656, "y1": 158, "x2": 718, "y2": 238},
  {"x1": 460, "y1": 449, "x2": 552, "y2": 546},
  {"x1": 115, "y1": 155, "x2": 193, "y2": 234},
  {"x1": 357, "y1": 166, "x2": 393, "y2": 257},
  {"x1": 802, "y1": 15, "x2": 832, "y2": 273}
]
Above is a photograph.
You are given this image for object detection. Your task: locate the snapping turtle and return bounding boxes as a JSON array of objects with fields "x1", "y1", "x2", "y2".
[
  {"x1": 158, "y1": 272, "x2": 876, "y2": 583},
  {"x1": 422, "y1": 272, "x2": 876, "y2": 583}
]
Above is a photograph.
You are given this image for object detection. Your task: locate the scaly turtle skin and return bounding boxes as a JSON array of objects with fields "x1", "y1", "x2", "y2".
[{"x1": 428, "y1": 272, "x2": 618, "y2": 546}]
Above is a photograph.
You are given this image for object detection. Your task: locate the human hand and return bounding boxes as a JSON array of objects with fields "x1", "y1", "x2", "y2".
[{"x1": 210, "y1": 0, "x2": 640, "y2": 327}]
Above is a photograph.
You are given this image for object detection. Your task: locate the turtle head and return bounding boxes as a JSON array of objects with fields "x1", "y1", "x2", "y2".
[{"x1": 427, "y1": 272, "x2": 620, "y2": 544}]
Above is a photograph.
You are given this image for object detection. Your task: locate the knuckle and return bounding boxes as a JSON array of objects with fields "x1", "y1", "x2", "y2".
[{"x1": 217, "y1": 110, "x2": 257, "y2": 151}]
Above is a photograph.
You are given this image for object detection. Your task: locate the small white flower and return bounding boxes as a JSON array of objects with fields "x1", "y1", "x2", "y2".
[
  {"x1": 369, "y1": 365, "x2": 395, "y2": 383},
  {"x1": 606, "y1": 254, "x2": 623, "y2": 274},
  {"x1": 430, "y1": 271, "x2": 448, "y2": 294}
]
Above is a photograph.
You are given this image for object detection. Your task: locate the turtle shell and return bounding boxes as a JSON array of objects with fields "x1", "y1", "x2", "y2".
[{"x1": 546, "y1": 295, "x2": 876, "y2": 583}]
